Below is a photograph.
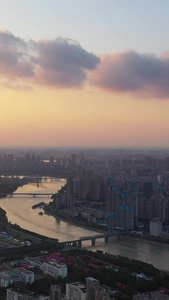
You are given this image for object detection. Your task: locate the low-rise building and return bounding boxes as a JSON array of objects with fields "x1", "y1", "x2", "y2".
[
  {"x1": 0, "y1": 267, "x2": 34, "y2": 288},
  {"x1": 133, "y1": 291, "x2": 169, "y2": 300},
  {"x1": 25, "y1": 257, "x2": 43, "y2": 269},
  {"x1": 150, "y1": 219, "x2": 162, "y2": 236},
  {"x1": 18, "y1": 267, "x2": 34, "y2": 284},
  {"x1": 35, "y1": 296, "x2": 50, "y2": 300},
  {"x1": 0, "y1": 272, "x2": 13, "y2": 288},
  {"x1": 7, "y1": 288, "x2": 34, "y2": 300},
  {"x1": 42, "y1": 261, "x2": 67, "y2": 279}
]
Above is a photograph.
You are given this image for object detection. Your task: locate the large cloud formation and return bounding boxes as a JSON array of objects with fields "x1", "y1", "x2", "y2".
[
  {"x1": 1, "y1": 30, "x2": 169, "y2": 98},
  {"x1": 91, "y1": 51, "x2": 169, "y2": 98},
  {"x1": 0, "y1": 30, "x2": 100, "y2": 88},
  {"x1": 35, "y1": 38, "x2": 101, "y2": 87}
]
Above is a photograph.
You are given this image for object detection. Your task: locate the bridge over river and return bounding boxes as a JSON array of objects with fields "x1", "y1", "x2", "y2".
[
  {"x1": 0, "y1": 193, "x2": 54, "y2": 198},
  {"x1": 62, "y1": 232, "x2": 125, "y2": 248}
]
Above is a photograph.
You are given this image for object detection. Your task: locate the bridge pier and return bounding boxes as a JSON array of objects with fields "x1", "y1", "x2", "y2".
[
  {"x1": 66, "y1": 242, "x2": 71, "y2": 247},
  {"x1": 78, "y1": 240, "x2": 82, "y2": 248},
  {"x1": 72, "y1": 241, "x2": 76, "y2": 247},
  {"x1": 105, "y1": 236, "x2": 109, "y2": 243},
  {"x1": 91, "y1": 238, "x2": 96, "y2": 246},
  {"x1": 33, "y1": 194, "x2": 35, "y2": 198}
]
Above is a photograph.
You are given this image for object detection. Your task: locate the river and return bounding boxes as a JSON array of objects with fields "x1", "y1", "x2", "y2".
[{"x1": 0, "y1": 177, "x2": 169, "y2": 271}]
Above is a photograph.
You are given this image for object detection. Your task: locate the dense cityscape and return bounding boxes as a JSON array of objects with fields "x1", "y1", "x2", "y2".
[
  {"x1": 1, "y1": 148, "x2": 169, "y2": 299},
  {"x1": 1, "y1": 148, "x2": 169, "y2": 232}
]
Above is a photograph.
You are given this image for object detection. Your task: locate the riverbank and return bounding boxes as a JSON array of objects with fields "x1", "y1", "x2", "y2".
[
  {"x1": 7, "y1": 222, "x2": 59, "y2": 242},
  {"x1": 0, "y1": 177, "x2": 33, "y2": 198},
  {"x1": 44, "y1": 204, "x2": 169, "y2": 248},
  {"x1": 44, "y1": 205, "x2": 106, "y2": 234}
]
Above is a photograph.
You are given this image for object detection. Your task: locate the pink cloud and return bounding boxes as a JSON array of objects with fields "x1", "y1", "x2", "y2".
[
  {"x1": 34, "y1": 38, "x2": 100, "y2": 88},
  {"x1": 1, "y1": 29, "x2": 169, "y2": 98},
  {"x1": 0, "y1": 30, "x2": 100, "y2": 89},
  {"x1": 91, "y1": 51, "x2": 169, "y2": 98}
]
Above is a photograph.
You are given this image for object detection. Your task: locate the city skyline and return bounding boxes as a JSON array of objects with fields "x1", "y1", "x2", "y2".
[{"x1": 1, "y1": 1, "x2": 169, "y2": 148}]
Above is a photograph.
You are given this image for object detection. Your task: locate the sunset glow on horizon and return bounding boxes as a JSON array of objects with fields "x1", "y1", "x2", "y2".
[{"x1": 1, "y1": 1, "x2": 169, "y2": 148}]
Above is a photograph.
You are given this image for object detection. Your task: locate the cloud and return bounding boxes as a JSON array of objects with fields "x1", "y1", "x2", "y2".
[
  {"x1": 34, "y1": 38, "x2": 100, "y2": 87},
  {"x1": 91, "y1": 51, "x2": 169, "y2": 98},
  {"x1": 0, "y1": 30, "x2": 100, "y2": 88},
  {"x1": 1, "y1": 29, "x2": 169, "y2": 98},
  {"x1": 0, "y1": 80, "x2": 33, "y2": 91},
  {"x1": 0, "y1": 30, "x2": 34, "y2": 79}
]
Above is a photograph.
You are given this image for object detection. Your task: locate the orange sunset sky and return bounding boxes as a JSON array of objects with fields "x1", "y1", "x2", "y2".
[{"x1": 1, "y1": 1, "x2": 169, "y2": 148}]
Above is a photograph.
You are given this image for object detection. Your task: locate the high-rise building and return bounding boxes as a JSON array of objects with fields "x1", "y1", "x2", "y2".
[
  {"x1": 66, "y1": 282, "x2": 87, "y2": 300},
  {"x1": 66, "y1": 176, "x2": 74, "y2": 197},
  {"x1": 86, "y1": 277, "x2": 99, "y2": 300},
  {"x1": 50, "y1": 284, "x2": 61, "y2": 300},
  {"x1": 144, "y1": 182, "x2": 153, "y2": 199}
]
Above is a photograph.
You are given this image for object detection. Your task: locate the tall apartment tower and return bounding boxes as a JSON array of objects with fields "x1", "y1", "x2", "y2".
[
  {"x1": 86, "y1": 277, "x2": 100, "y2": 300},
  {"x1": 50, "y1": 284, "x2": 61, "y2": 300},
  {"x1": 66, "y1": 282, "x2": 87, "y2": 300},
  {"x1": 66, "y1": 176, "x2": 74, "y2": 197}
]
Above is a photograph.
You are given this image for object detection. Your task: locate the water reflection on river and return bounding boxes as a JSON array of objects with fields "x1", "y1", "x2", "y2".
[
  {"x1": 86, "y1": 236, "x2": 169, "y2": 271},
  {"x1": 0, "y1": 178, "x2": 99, "y2": 240},
  {"x1": 0, "y1": 177, "x2": 169, "y2": 271}
]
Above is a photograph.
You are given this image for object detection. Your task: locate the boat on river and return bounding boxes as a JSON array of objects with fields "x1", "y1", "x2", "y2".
[{"x1": 32, "y1": 202, "x2": 44, "y2": 209}]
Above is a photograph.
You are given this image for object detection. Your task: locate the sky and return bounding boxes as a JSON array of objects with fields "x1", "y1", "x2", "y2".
[{"x1": 1, "y1": 0, "x2": 169, "y2": 148}]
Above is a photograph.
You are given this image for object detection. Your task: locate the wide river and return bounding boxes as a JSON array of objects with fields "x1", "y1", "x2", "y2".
[{"x1": 0, "y1": 177, "x2": 169, "y2": 271}]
